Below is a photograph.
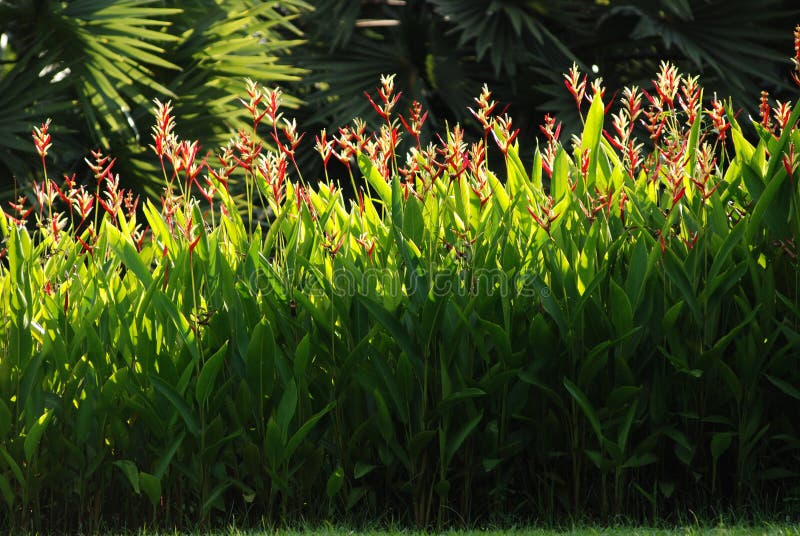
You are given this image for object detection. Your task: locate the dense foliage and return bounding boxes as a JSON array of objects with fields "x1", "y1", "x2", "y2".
[
  {"x1": 296, "y1": 0, "x2": 800, "y2": 152},
  {"x1": 4, "y1": 0, "x2": 800, "y2": 205},
  {"x1": 1, "y1": 51, "x2": 800, "y2": 532},
  {"x1": 0, "y1": 0, "x2": 307, "y2": 198}
]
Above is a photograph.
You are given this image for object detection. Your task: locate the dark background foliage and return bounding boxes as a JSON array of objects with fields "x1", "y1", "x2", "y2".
[{"x1": 1, "y1": 0, "x2": 799, "y2": 199}]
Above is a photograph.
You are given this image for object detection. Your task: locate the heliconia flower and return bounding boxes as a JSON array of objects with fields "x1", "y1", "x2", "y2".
[
  {"x1": 265, "y1": 87, "x2": 283, "y2": 126},
  {"x1": 580, "y1": 148, "x2": 590, "y2": 178},
  {"x1": 783, "y1": 145, "x2": 797, "y2": 185},
  {"x1": 653, "y1": 61, "x2": 681, "y2": 108},
  {"x1": 72, "y1": 186, "x2": 94, "y2": 222},
  {"x1": 49, "y1": 211, "x2": 68, "y2": 241},
  {"x1": 32, "y1": 180, "x2": 58, "y2": 213},
  {"x1": 773, "y1": 101, "x2": 793, "y2": 131},
  {"x1": 241, "y1": 79, "x2": 269, "y2": 128},
  {"x1": 356, "y1": 234, "x2": 376, "y2": 263},
  {"x1": 642, "y1": 105, "x2": 666, "y2": 143},
  {"x1": 527, "y1": 197, "x2": 558, "y2": 237},
  {"x1": 468, "y1": 140, "x2": 486, "y2": 175},
  {"x1": 99, "y1": 174, "x2": 125, "y2": 221},
  {"x1": 197, "y1": 175, "x2": 217, "y2": 204},
  {"x1": 683, "y1": 230, "x2": 699, "y2": 251},
  {"x1": 563, "y1": 63, "x2": 587, "y2": 110},
  {"x1": 85, "y1": 151, "x2": 117, "y2": 184},
  {"x1": 233, "y1": 129, "x2": 263, "y2": 172},
  {"x1": 124, "y1": 191, "x2": 139, "y2": 218},
  {"x1": 707, "y1": 96, "x2": 730, "y2": 142},
  {"x1": 759, "y1": 91, "x2": 773, "y2": 132},
  {"x1": 76, "y1": 226, "x2": 96, "y2": 255},
  {"x1": 150, "y1": 99, "x2": 176, "y2": 159},
  {"x1": 399, "y1": 100, "x2": 428, "y2": 147},
  {"x1": 621, "y1": 86, "x2": 643, "y2": 124},
  {"x1": 315, "y1": 129, "x2": 334, "y2": 169},
  {"x1": 586, "y1": 78, "x2": 606, "y2": 105},
  {"x1": 175, "y1": 140, "x2": 201, "y2": 178},
  {"x1": 32, "y1": 119, "x2": 53, "y2": 159},
  {"x1": 679, "y1": 75, "x2": 700, "y2": 123},
  {"x1": 538, "y1": 114, "x2": 561, "y2": 177},
  {"x1": 468, "y1": 84, "x2": 497, "y2": 134},
  {"x1": 7, "y1": 195, "x2": 34, "y2": 225},
  {"x1": 493, "y1": 114, "x2": 521, "y2": 156},
  {"x1": 365, "y1": 74, "x2": 401, "y2": 122},
  {"x1": 160, "y1": 190, "x2": 180, "y2": 231},
  {"x1": 656, "y1": 230, "x2": 666, "y2": 255}
]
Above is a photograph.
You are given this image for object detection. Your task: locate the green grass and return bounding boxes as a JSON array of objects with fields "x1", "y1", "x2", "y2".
[{"x1": 92, "y1": 527, "x2": 800, "y2": 536}]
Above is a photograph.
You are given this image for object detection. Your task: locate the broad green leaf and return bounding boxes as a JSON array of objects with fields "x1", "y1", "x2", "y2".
[
  {"x1": 358, "y1": 295, "x2": 420, "y2": 362},
  {"x1": 765, "y1": 374, "x2": 800, "y2": 401},
  {"x1": 711, "y1": 432, "x2": 734, "y2": 463},
  {"x1": 609, "y1": 279, "x2": 633, "y2": 338},
  {"x1": 354, "y1": 462, "x2": 377, "y2": 479},
  {"x1": 284, "y1": 402, "x2": 335, "y2": 463},
  {"x1": 564, "y1": 378, "x2": 603, "y2": 444},
  {"x1": 246, "y1": 321, "x2": 276, "y2": 400},
  {"x1": 0, "y1": 446, "x2": 24, "y2": 487},
  {"x1": 358, "y1": 152, "x2": 391, "y2": 206},
  {"x1": 444, "y1": 411, "x2": 483, "y2": 468},
  {"x1": 0, "y1": 474, "x2": 13, "y2": 507},
  {"x1": 113, "y1": 460, "x2": 140, "y2": 494},
  {"x1": 139, "y1": 472, "x2": 162, "y2": 507},
  {"x1": 106, "y1": 222, "x2": 152, "y2": 287},
  {"x1": 150, "y1": 375, "x2": 200, "y2": 437},
  {"x1": 326, "y1": 466, "x2": 345, "y2": 498},
  {"x1": 277, "y1": 380, "x2": 298, "y2": 442},
  {"x1": 372, "y1": 389, "x2": 394, "y2": 442},
  {"x1": 195, "y1": 342, "x2": 229, "y2": 405},
  {"x1": 23, "y1": 409, "x2": 53, "y2": 462},
  {"x1": 581, "y1": 93, "x2": 604, "y2": 186},
  {"x1": 0, "y1": 400, "x2": 11, "y2": 439}
]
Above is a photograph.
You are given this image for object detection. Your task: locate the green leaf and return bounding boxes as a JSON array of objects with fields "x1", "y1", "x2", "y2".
[
  {"x1": 195, "y1": 342, "x2": 229, "y2": 405},
  {"x1": 0, "y1": 446, "x2": 24, "y2": 487},
  {"x1": 23, "y1": 409, "x2": 53, "y2": 462},
  {"x1": 277, "y1": 380, "x2": 298, "y2": 442},
  {"x1": 354, "y1": 462, "x2": 377, "y2": 479},
  {"x1": 284, "y1": 402, "x2": 335, "y2": 464},
  {"x1": 765, "y1": 374, "x2": 800, "y2": 401},
  {"x1": 113, "y1": 460, "x2": 140, "y2": 494},
  {"x1": 711, "y1": 432, "x2": 734, "y2": 461},
  {"x1": 581, "y1": 93, "x2": 604, "y2": 185},
  {"x1": 372, "y1": 389, "x2": 394, "y2": 442},
  {"x1": 358, "y1": 295, "x2": 420, "y2": 362},
  {"x1": 150, "y1": 375, "x2": 200, "y2": 437},
  {"x1": 106, "y1": 222, "x2": 153, "y2": 287},
  {"x1": 246, "y1": 320, "x2": 276, "y2": 400},
  {"x1": 434, "y1": 479, "x2": 450, "y2": 497},
  {"x1": 609, "y1": 279, "x2": 633, "y2": 338},
  {"x1": 0, "y1": 474, "x2": 14, "y2": 507},
  {"x1": 0, "y1": 400, "x2": 11, "y2": 439},
  {"x1": 358, "y1": 152, "x2": 391, "y2": 205},
  {"x1": 445, "y1": 411, "x2": 483, "y2": 467},
  {"x1": 139, "y1": 472, "x2": 161, "y2": 507},
  {"x1": 326, "y1": 466, "x2": 345, "y2": 498},
  {"x1": 746, "y1": 101, "x2": 800, "y2": 242},
  {"x1": 563, "y1": 378, "x2": 603, "y2": 443},
  {"x1": 662, "y1": 247, "x2": 700, "y2": 322}
]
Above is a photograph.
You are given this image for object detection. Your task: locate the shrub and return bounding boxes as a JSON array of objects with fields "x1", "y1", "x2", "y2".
[{"x1": 1, "y1": 32, "x2": 800, "y2": 532}]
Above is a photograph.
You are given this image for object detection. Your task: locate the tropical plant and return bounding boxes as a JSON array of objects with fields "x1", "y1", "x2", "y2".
[
  {"x1": 0, "y1": 0, "x2": 308, "y2": 200},
  {"x1": 294, "y1": 0, "x2": 800, "y2": 165},
  {"x1": 1, "y1": 29, "x2": 800, "y2": 532}
]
